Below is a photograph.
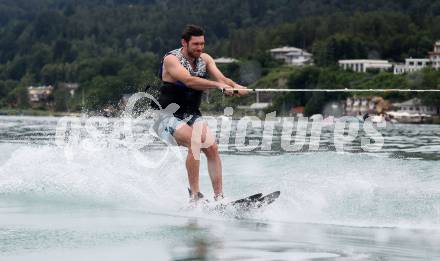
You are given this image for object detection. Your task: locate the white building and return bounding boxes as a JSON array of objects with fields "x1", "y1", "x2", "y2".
[
  {"x1": 28, "y1": 85, "x2": 54, "y2": 102},
  {"x1": 387, "y1": 98, "x2": 439, "y2": 123},
  {"x1": 429, "y1": 40, "x2": 440, "y2": 69},
  {"x1": 393, "y1": 58, "x2": 431, "y2": 74},
  {"x1": 269, "y1": 46, "x2": 313, "y2": 66},
  {"x1": 214, "y1": 57, "x2": 238, "y2": 64},
  {"x1": 345, "y1": 97, "x2": 378, "y2": 115},
  {"x1": 60, "y1": 82, "x2": 79, "y2": 96},
  {"x1": 338, "y1": 59, "x2": 392, "y2": 73},
  {"x1": 392, "y1": 98, "x2": 438, "y2": 115}
]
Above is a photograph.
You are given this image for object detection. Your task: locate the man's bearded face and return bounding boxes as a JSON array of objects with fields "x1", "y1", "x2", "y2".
[{"x1": 184, "y1": 36, "x2": 205, "y2": 58}]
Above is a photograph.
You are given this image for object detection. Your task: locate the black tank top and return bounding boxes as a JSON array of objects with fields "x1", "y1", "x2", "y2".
[{"x1": 157, "y1": 48, "x2": 208, "y2": 119}]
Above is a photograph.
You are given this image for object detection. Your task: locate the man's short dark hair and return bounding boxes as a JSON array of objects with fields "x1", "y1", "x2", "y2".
[{"x1": 181, "y1": 24, "x2": 205, "y2": 42}]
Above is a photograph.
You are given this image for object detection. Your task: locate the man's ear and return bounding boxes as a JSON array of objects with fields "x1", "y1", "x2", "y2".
[{"x1": 181, "y1": 39, "x2": 187, "y2": 48}]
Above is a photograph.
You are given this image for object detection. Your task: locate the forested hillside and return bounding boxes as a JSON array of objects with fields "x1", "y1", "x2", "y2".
[{"x1": 1, "y1": 0, "x2": 439, "y2": 112}]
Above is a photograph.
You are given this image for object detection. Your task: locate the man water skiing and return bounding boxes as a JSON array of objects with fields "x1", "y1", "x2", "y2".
[{"x1": 155, "y1": 24, "x2": 248, "y2": 203}]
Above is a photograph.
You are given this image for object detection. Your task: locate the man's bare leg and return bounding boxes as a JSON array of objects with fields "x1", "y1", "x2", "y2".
[
  {"x1": 203, "y1": 145, "x2": 223, "y2": 198},
  {"x1": 186, "y1": 146, "x2": 200, "y2": 195},
  {"x1": 173, "y1": 121, "x2": 223, "y2": 199},
  {"x1": 173, "y1": 124, "x2": 201, "y2": 198},
  {"x1": 201, "y1": 123, "x2": 223, "y2": 197}
]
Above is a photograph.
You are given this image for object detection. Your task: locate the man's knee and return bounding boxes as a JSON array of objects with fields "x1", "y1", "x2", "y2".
[
  {"x1": 173, "y1": 124, "x2": 193, "y2": 147},
  {"x1": 202, "y1": 143, "x2": 219, "y2": 158}
]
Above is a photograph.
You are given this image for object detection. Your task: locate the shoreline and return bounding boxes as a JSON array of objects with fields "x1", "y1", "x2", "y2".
[
  {"x1": 0, "y1": 109, "x2": 82, "y2": 117},
  {"x1": 1, "y1": 109, "x2": 440, "y2": 124}
]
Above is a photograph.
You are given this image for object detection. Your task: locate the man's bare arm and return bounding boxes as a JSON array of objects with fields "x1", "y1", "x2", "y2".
[
  {"x1": 204, "y1": 54, "x2": 235, "y2": 85},
  {"x1": 204, "y1": 54, "x2": 249, "y2": 96}
]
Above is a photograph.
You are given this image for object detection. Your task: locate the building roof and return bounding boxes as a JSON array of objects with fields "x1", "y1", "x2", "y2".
[
  {"x1": 405, "y1": 58, "x2": 430, "y2": 61},
  {"x1": 393, "y1": 98, "x2": 423, "y2": 107},
  {"x1": 291, "y1": 106, "x2": 305, "y2": 113},
  {"x1": 28, "y1": 85, "x2": 53, "y2": 90},
  {"x1": 214, "y1": 57, "x2": 238, "y2": 64},
  {"x1": 249, "y1": 102, "x2": 271, "y2": 110},
  {"x1": 338, "y1": 59, "x2": 391, "y2": 64},
  {"x1": 269, "y1": 46, "x2": 304, "y2": 53},
  {"x1": 64, "y1": 83, "x2": 79, "y2": 89}
]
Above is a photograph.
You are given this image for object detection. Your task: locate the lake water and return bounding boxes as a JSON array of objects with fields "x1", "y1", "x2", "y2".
[{"x1": 0, "y1": 115, "x2": 439, "y2": 260}]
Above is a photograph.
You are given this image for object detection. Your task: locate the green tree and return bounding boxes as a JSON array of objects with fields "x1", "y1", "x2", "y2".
[
  {"x1": 313, "y1": 34, "x2": 367, "y2": 66},
  {"x1": 53, "y1": 84, "x2": 70, "y2": 112}
]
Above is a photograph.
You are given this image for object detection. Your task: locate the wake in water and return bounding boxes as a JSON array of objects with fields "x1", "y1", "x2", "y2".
[
  {"x1": 0, "y1": 144, "x2": 187, "y2": 210},
  {"x1": 1, "y1": 143, "x2": 440, "y2": 230}
]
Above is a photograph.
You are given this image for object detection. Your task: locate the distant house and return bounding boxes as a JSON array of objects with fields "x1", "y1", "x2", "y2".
[
  {"x1": 429, "y1": 40, "x2": 440, "y2": 70},
  {"x1": 338, "y1": 59, "x2": 392, "y2": 73},
  {"x1": 387, "y1": 98, "x2": 439, "y2": 123},
  {"x1": 394, "y1": 40, "x2": 440, "y2": 74},
  {"x1": 393, "y1": 58, "x2": 431, "y2": 74},
  {"x1": 63, "y1": 82, "x2": 79, "y2": 97},
  {"x1": 269, "y1": 46, "x2": 313, "y2": 66},
  {"x1": 345, "y1": 97, "x2": 373, "y2": 115},
  {"x1": 392, "y1": 98, "x2": 439, "y2": 115},
  {"x1": 344, "y1": 97, "x2": 389, "y2": 116},
  {"x1": 28, "y1": 85, "x2": 54, "y2": 108},
  {"x1": 214, "y1": 57, "x2": 238, "y2": 64}
]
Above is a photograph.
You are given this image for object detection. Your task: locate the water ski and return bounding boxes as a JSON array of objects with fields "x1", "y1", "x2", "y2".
[
  {"x1": 230, "y1": 191, "x2": 280, "y2": 211},
  {"x1": 187, "y1": 189, "x2": 280, "y2": 213}
]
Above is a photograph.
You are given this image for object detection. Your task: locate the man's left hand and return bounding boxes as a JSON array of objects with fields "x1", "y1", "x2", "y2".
[{"x1": 232, "y1": 84, "x2": 250, "y2": 97}]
